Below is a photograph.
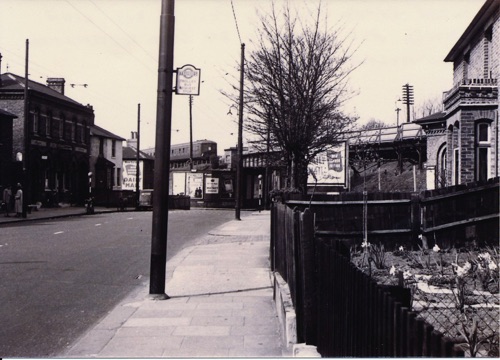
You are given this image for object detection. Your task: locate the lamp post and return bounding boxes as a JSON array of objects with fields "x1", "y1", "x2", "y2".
[
  {"x1": 136, "y1": 104, "x2": 141, "y2": 207},
  {"x1": 235, "y1": 43, "x2": 245, "y2": 221},
  {"x1": 395, "y1": 98, "x2": 402, "y2": 127},
  {"x1": 150, "y1": 0, "x2": 175, "y2": 299}
]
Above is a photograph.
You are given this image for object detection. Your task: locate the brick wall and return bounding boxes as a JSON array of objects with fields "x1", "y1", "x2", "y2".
[{"x1": 0, "y1": 97, "x2": 25, "y2": 160}]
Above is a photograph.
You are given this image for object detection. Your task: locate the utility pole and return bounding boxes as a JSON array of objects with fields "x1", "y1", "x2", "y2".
[
  {"x1": 23, "y1": 39, "x2": 29, "y2": 219},
  {"x1": 235, "y1": 43, "x2": 245, "y2": 220},
  {"x1": 402, "y1": 83, "x2": 414, "y2": 123},
  {"x1": 150, "y1": 0, "x2": 175, "y2": 299},
  {"x1": 189, "y1": 95, "x2": 193, "y2": 171},
  {"x1": 135, "y1": 103, "x2": 141, "y2": 206}
]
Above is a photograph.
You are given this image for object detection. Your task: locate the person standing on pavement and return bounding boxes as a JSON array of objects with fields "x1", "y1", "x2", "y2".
[
  {"x1": 14, "y1": 183, "x2": 23, "y2": 217},
  {"x1": 2, "y1": 185, "x2": 12, "y2": 217}
]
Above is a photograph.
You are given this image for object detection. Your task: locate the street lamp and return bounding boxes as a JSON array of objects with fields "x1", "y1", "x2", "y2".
[{"x1": 395, "y1": 98, "x2": 402, "y2": 127}]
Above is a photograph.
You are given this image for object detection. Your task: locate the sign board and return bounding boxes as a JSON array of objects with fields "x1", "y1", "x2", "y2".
[
  {"x1": 176, "y1": 64, "x2": 201, "y2": 95},
  {"x1": 122, "y1": 160, "x2": 143, "y2": 191},
  {"x1": 307, "y1": 142, "x2": 348, "y2": 187},
  {"x1": 205, "y1": 176, "x2": 219, "y2": 194},
  {"x1": 172, "y1": 172, "x2": 186, "y2": 195},
  {"x1": 187, "y1": 172, "x2": 204, "y2": 198}
]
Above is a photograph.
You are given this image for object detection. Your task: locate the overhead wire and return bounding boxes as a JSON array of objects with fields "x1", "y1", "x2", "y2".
[
  {"x1": 230, "y1": 0, "x2": 243, "y2": 45},
  {"x1": 63, "y1": 0, "x2": 156, "y2": 73},
  {"x1": 87, "y1": 0, "x2": 157, "y2": 63}
]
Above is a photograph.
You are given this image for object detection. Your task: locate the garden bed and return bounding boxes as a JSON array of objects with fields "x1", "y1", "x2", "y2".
[{"x1": 351, "y1": 243, "x2": 499, "y2": 357}]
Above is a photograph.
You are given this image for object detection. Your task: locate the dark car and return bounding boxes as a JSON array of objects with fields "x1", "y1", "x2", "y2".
[{"x1": 137, "y1": 189, "x2": 153, "y2": 210}]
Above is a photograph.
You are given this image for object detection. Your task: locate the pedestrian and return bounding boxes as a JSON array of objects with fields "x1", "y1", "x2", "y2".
[
  {"x1": 14, "y1": 183, "x2": 23, "y2": 217},
  {"x1": 2, "y1": 185, "x2": 12, "y2": 217}
]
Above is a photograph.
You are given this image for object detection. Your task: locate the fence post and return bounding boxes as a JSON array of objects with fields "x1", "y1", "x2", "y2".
[
  {"x1": 415, "y1": 317, "x2": 425, "y2": 356},
  {"x1": 299, "y1": 208, "x2": 316, "y2": 346},
  {"x1": 411, "y1": 193, "x2": 421, "y2": 246},
  {"x1": 292, "y1": 207, "x2": 302, "y2": 341},
  {"x1": 270, "y1": 202, "x2": 275, "y2": 271}
]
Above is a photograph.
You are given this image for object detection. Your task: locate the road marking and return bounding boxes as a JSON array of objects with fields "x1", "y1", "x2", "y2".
[
  {"x1": 95, "y1": 223, "x2": 102, "y2": 227},
  {"x1": 54, "y1": 231, "x2": 64, "y2": 235},
  {"x1": 127, "y1": 217, "x2": 134, "y2": 220}
]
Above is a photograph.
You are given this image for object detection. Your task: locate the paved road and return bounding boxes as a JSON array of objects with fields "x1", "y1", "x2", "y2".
[{"x1": 0, "y1": 209, "x2": 237, "y2": 357}]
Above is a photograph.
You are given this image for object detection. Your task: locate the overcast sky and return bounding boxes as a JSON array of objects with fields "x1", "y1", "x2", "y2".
[{"x1": 0, "y1": 0, "x2": 485, "y2": 152}]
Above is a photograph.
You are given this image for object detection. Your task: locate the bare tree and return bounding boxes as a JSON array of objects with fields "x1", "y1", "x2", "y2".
[
  {"x1": 415, "y1": 96, "x2": 443, "y2": 118},
  {"x1": 361, "y1": 118, "x2": 389, "y2": 130},
  {"x1": 243, "y1": 2, "x2": 359, "y2": 192}
]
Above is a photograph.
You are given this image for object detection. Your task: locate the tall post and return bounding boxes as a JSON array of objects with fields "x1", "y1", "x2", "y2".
[
  {"x1": 264, "y1": 124, "x2": 270, "y2": 209},
  {"x1": 136, "y1": 103, "x2": 141, "y2": 206},
  {"x1": 150, "y1": 0, "x2": 175, "y2": 298},
  {"x1": 22, "y1": 39, "x2": 29, "y2": 218},
  {"x1": 189, "y1": 95, "x2": 193, "y2": 170},
  {"x1": 235, "y1": 43, "x2": 245, "y2": 220},
  {"x1": 402, "y1": 83, "x2": 414, "y2": 123}
]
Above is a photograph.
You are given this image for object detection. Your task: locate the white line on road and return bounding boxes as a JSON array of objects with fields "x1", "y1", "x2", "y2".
[
  {"x1": 95, "y1": 224, "x2": 102, "y2": 227},
  {"x1": 54, "y1": 231, "x2": 64, "y2": 235}
]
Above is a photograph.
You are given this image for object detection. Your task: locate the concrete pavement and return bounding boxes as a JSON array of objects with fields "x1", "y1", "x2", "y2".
[
  {"x1": 5, "y1": 206, "x2": 284, "y2": 357},
  {"x1": 62, "y1": 210, "x2": 285, "y2": 357}
]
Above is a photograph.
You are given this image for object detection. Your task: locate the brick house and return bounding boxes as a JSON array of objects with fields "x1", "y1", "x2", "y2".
[
  {"x1": 0, "y1": 73, "x2": 95, "y2": 206},
  {"x1": 89, "y1": 124, "x2": 125, "y2": 192},
  {"x1": 0, "y1": 108, "x2": 16, "y2": 188},
  {"x1": 417, "y1": 0, "x2": 499, "y2": 189}
]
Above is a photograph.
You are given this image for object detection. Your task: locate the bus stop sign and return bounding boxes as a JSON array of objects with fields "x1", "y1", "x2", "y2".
[{"x1": 176, "y1": 64, "x2": 201, "y2": 95}]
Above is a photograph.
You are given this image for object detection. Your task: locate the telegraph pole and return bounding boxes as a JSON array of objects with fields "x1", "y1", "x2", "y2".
[
  {"x1": 189, "y1": 95, "x2": 193, "y2": 170},
  {"x1": 23, "y1": 39, "x2": 30, "y2": 218},
  {"x1": 402, "y1": 83, "x2": 414, "y2": 123},
  {"x1": 150, "y1": 0, "x2": 175, "y2": 298},
  {"x1": 135, "y1": 103, "x2": 141, "y2": 206},
  {"x1": 235, "y1": 43, "x2": 245, "y2": 220}
]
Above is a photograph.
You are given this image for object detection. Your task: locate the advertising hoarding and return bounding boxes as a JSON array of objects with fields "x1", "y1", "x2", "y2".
[
  {"x1": 122, "y1": 160, "x2": 143, "y2": 191},
  {"x1": 307, "y1": 142, "x2": 348, "y2": 187}
]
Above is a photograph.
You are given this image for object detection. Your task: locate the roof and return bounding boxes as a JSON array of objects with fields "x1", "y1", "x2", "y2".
[
  {"x1": 414, "y1": 111, "x2": 447, "y2": 124},
  {"x1": 122, "y1": 146, "x2": 155, "y2": 161},
  {"x1": 90, "y1": 125, "x2": 125, "y2": 141},
  {"x1": 444, "y1": 0, "x2": 499, "y2": 62},
  {"x1": 95, "y1": 156, "x2": 116, "y2": 168},
  {"x1": 0, "y1": 108, "x2": 18, "y2": 119},
  {"x1": 0, "y1": 72, "x2": 85, "y2": 107}
]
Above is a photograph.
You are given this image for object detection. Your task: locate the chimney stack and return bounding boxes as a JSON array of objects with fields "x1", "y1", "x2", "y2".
[
  {"x1": 127, "y1": 131, "x2": 138, "y2": 149},
  {"x1": 46, "y1": 78, "x2": 65, "y2": 95}
]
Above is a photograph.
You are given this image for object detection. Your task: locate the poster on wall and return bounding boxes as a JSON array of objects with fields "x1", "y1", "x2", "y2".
[
  {"x1": 122, "y1": 160, "x2": 143, "y2": 191},
  {"x1": 172, "y1": 172, "x2": 186, "y2": 195},
  {"x1": 187, "y1": 172, "x2": 204, "y2": 198},
  {"x1": 307, "y1": 142, "x2": 348, "y2": 187},
  {"x1": 205, "y1": 176, "x2": 219, "y2": 194}
]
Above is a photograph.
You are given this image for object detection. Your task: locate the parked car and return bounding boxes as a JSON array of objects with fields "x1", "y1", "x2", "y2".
[{"x1": 137, "y1": 189, "x2": 153, "y2": 210}]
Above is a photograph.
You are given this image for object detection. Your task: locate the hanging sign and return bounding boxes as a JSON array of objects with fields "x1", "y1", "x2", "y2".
[{"x1": 176, "y1": 64, "x2": 201, "y2": 95}]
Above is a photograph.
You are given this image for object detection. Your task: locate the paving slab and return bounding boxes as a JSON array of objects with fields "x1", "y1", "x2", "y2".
[{"x1": 63, "y1": 210, "x2": 286, "y2": 358}]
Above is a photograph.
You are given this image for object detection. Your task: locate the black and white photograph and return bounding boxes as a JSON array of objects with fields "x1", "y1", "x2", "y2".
[{"x1": 0, "y1": 0, "x2": 498, "y2": 357}]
